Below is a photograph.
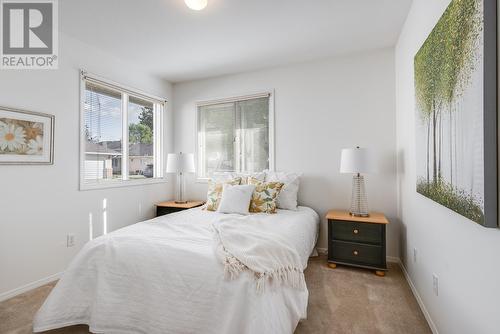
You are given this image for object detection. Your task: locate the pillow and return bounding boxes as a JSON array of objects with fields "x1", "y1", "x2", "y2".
[
  {"x1": 210, "y1": 172, "x2": 237, "y2": 183},
  {"x1": 236, "y1": 172, "x2": 266, "y2": 184},
  {"x1": 210, "y1": 172, "x2": 265, "y2": 184},
  {"x1": 206, "y1": 177, "x2": 242, "y2": 211},
  {"x1": 217, "y1": 184, "x2": 255, "y2": 215},
  {"x1": 264, "y1": 170, "x2": 301, "y2": 210},
  {"x1": 247, "y1": 177, "x2": 284, "y2": 214}
]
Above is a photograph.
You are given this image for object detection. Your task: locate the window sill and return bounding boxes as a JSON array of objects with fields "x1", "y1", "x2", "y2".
[{"x1": 80, "y1": 177, "x2": 167, "y2": 191}]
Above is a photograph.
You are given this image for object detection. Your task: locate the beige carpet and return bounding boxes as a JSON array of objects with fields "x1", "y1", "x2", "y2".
[{"x1": 0, "y1": 257, "x2": 431, "y2": 334}]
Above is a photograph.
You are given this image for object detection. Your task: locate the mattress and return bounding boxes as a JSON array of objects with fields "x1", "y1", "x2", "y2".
[{"x1": 33, "y1": 206, "x2": 319, "y2": 334}]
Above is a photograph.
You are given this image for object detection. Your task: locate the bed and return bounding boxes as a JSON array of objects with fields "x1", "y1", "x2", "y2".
[{"x1": 33, "y1": 206, "x2": 319, "y2": 334}]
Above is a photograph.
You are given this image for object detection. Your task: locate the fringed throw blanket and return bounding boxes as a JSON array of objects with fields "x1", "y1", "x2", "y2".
[{"x1": 212, "y1": 215, "x2": 306, "y2": 293}]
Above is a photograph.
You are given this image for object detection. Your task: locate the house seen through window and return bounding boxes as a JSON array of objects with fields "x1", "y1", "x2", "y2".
[{"x1": 81, "y1": 74, "x2": 165, "y2": 189}]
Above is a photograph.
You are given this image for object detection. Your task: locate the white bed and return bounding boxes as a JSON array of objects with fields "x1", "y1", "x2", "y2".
[{"x1": 34, "y1": 206, "x2": 319, "y2": 334}]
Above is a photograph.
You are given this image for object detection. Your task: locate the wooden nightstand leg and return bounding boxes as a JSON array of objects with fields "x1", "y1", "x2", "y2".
[
  {"x1": 375, "y1": 270, "x2": 385, "y2": 277},
  {"x1": 328, "y1": 263, "x2": 337, "y2": 269}
]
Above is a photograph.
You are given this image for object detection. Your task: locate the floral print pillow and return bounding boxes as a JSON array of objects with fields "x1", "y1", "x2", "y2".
[
  {"x1": 206, "y1": 177, "x2": 242, "y2": 211},
  {"x1": 247, "y1": 177, "x2": 284, "y2": 214}
]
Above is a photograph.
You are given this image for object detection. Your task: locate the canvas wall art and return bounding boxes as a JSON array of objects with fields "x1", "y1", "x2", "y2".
[
  {"x1": 0, "y1": 107, "x2": 54, "y2": 164},
  {"x1": 414, "y1": 0, "x2": 497, "y2": 227}
]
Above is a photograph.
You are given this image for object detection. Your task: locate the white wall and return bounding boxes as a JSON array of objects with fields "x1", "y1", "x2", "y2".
[
  {"x1": 395, "y1": 1, "x2": 500, "y2": 333},
  {"x1": 173, "y1": 48, "x2": 398, "y2": 254},
  {"x1": 0, "y1": 32, "x2": 174, "y2": 298}
]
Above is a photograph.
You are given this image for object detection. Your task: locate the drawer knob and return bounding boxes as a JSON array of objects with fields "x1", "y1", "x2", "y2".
[
  {"x1": 353, "y1": 229, "x2": 359, "y2": 234},
  {"x1": 353, "y1": 250, "x2": 359, "y2": 256}
]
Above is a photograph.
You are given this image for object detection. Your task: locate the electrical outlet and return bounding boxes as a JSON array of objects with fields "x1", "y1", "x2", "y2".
[
  {"x1": 432, "y1": 274, "x2": 439, "y2": 296},
  {"x1": 413, "y1": 248, "x2": 417, "y2": 263},
  {"x1": 67, "y1": 234, "x2": 75, "y2": 247}
]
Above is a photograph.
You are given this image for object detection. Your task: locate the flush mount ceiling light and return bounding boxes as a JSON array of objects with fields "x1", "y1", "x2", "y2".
[{"x1": 185, "y1": 0, "x2": 207, "y2": 10}]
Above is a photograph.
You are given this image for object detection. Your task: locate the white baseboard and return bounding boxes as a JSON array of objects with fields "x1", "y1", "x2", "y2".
[
  {"x1": 0, "y1": 272, "x2": 62, "y2": 302},
  {"x1": 386, "y1": 256, "x2": 400, "y2": 263},
  {"x1": 395, "y1": 259, "x2": 439, "y2": 334}
]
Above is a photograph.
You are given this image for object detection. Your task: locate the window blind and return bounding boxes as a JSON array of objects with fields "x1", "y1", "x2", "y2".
[
  {"x1": 197, "y1": 94, "x2": 271, "y2": 178},
  {"x1": 84, "y1": 83, "x2": 123, "y2": 182}
]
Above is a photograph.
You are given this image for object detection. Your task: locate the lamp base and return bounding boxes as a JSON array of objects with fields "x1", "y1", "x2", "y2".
[
  {"x1": 349, "y1": 174, "x2": 369, "y2": 217},
  {"x1": 350, "y1": 212, "x2": 370, "y2": 217},
  {"x1": 174, "y1": 200, "x2": 188, "y2": 204}
]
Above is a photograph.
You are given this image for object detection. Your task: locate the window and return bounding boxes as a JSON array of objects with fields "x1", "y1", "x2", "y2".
[
  {"x1": 80, "y1": 72, "x2": 165, "y2": 190},
  {"x1": 197, "y1": 93, "x2": 273, "y2": 180}
]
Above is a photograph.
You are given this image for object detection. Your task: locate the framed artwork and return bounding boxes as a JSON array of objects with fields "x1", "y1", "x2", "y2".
[
  {"x1": 0, "y1": 106, "x2": 55, "y2": 164},
  {"x1": 414, "y1": 0, "x2": 497, "y2": 227}
]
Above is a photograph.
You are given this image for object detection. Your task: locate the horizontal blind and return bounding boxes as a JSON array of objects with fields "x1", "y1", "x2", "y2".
[
  {"x1": 82, "y1": 71, "x2": 167, "y2": 104},
  {"x1": 197, "y1": 94, "x2": 270, "y2": 178},
  {"x1": 197, "y1": 92, "x2": 270, "y2": 107},
  {"x1": 83, "y1": 82, "x2": 123, "y2": 182},
  {"x1": 237, "y1": 96, "x2": 270, "y2": 173},
  {"x1": 198, "y1": 102, "x2": 236, "y2": 176}
]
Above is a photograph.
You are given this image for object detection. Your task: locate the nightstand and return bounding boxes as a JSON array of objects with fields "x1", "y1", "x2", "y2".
[
  {"x1": 326, "y1": 210, "x2": 389, "y2": 276},
  {"x1": 155, "y1": 201, "x2": 204, "y2": 217}
]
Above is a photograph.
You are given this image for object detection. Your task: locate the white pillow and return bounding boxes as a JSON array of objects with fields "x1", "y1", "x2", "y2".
[
  {"x1": 210, "y1": 172, "x2": 237, "y2": 183},
  {"x1": 236, "y1": 172, "x2": 266, "y2": 183},
  {"x1": 211, "y1": 171, "x2": 265, "y2": 183},
  {"x1": 264, "y1": 170, "x2": 301, "y2": 210},
  {"x1": 217, "y1": 184, "x2": 255, "y2": 215}
]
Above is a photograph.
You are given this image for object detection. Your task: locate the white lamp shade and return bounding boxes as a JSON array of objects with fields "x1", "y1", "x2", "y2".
[
  {"x1": 166, "y1": 153, "x2": 195, "y2": 173},
  {"x1": 339, "y1": 147, "x2": 374, "y2": 174}
]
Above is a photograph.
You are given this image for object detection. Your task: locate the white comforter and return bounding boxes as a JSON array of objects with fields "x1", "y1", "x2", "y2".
[{"x1": 33, "y1": 207, "x2": 319, "y2": 334}]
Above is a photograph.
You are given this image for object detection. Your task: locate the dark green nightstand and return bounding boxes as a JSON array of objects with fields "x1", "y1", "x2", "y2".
[
  {"x1": 155, "y1": 201, "x2": 204, "y2": 217},
  {"x1": 326, "y1": 210, "x2": 389, "y2": 276}
]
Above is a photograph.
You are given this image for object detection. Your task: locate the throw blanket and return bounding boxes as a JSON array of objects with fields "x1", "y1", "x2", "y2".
[{"x1": 212, "y1": 215, "x2": 306, "y2": 293}]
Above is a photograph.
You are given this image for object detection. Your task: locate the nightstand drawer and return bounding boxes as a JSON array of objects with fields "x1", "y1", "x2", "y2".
[
  {"x1": 330, "y1": 240, "x2": 383, "y2": 266},
  {"x1": 331, "y1": 220, "x2": 382, "y2": 244},
  {"x1": 156, "y1": 206, "x2": 185, "y2": 217},
  {"x1": 155, "y1": 201, "x2": 205, "y2": 217}
]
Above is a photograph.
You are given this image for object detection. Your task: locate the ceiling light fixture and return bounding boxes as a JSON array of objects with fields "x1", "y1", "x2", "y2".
[{"x1": 185, "y1": 0, "x2": 207, "y2": 10}]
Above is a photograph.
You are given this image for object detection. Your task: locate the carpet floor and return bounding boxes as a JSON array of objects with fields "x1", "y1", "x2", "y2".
[{"x1": 0, "y1": 257, "x2": 431, "y2": 334}]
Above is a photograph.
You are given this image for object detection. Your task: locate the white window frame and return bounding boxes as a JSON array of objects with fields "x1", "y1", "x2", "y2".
[
  {"x1": 79, "y1": 70, "x2": 167, "y2": 190},
  {"x1": 195, "y1": 90, "x2": 275, "y2": 183}
]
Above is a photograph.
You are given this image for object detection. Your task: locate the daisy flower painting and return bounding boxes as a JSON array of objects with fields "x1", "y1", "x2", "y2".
[
  {"x1": 0, "y1": 123, "x2": 27, "y2": 152},
  {"x1": 0, "y1": 107, "x2": 54, "y2": 164}
]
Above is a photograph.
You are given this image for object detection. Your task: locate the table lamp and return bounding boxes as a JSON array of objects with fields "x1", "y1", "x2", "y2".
[
  {"x1": 166, "y1": 152, "x2": 195, "y2": 204},
  {"x1": 340, "y1": 147, "x2": 373, "y2": 217}
]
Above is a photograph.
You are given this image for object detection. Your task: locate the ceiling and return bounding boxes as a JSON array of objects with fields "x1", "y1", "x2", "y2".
[{"x1": 61, "y1": 0, "x2": 412, "y2": 83}]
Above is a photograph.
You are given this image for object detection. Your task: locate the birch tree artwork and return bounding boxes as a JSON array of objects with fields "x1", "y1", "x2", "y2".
[{"x1": 414, "y1": 0, "x2": 485, "y2": 224}]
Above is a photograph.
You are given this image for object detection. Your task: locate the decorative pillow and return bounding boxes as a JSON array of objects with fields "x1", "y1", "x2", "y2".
[
  {"x1": 217, "y1": 184, "x2": 255, "y2": 215},
  {"x1": 264, "y1": 170, "x2": 301, "y2": 210},
  {"x1": 247, "y1": 177, "x2": 284, "y2": 213},
  {"x1": 210, "y1": 172, "x2": 265, "y2": 184},
  {"x1": 237, "y1": 172, "x2": 266, "y2": 185},
  {"x1": 206, "y1": 177, "x2": 242, "y2": 211}
]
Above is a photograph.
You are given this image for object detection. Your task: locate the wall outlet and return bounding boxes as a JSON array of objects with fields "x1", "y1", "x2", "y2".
[
  {"x1": 67, "y1": 234, "x2": 75, "y2": 247},
  {"x1": 432, "y1": 274, "x2": 439, "y2": 296},
  {"x1": 413, "y1": 248, "x2": 417, "y2": 263}
]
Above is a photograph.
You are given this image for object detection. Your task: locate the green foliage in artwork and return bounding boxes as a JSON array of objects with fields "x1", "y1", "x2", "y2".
[
  {"x1": 414, "y1": 0, "x2": 482, "y2": 121},
  {"x1": 417, "y1": 178, "x2": 484, "y2": 224}
]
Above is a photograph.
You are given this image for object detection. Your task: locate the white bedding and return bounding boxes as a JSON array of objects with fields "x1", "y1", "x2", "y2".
[{"x1": 33, "y1": 206, "x2": 319, "y2": 334}]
